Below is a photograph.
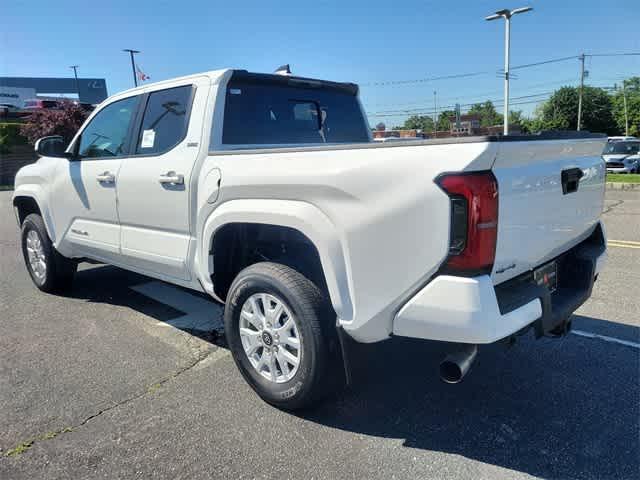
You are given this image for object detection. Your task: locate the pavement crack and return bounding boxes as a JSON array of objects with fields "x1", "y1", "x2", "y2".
[
  {"x1": 602, "y1": 199, "x2": 624, "y2": 214},
  {"x1": 2, "y1": 346, "x2": 218, "y2": 458}
]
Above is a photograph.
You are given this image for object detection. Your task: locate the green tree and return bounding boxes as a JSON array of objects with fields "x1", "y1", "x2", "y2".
[
  {"x1": 508, "y1": 110, "x2": 531, "y2": 133},
  {"x1": 611, "y1": 77, "x2": 640, "y2": 136},
  {"x1": 436, "y1": 110, "x2": 455, "y2": 131},
  {"x1": 401, "y1": 115, "x2": 435, "y2": 132},
  {"x1": 468, "y1": 101, "x2": 503, "y2": 127},
  {"x1": 534, "y1": 86, "x2": 616, "y2": 134}
]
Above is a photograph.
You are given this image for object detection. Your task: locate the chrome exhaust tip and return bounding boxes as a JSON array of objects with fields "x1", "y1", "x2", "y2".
[{"x1": 439, "y1": 345, "x2": 478, "y2": 384}]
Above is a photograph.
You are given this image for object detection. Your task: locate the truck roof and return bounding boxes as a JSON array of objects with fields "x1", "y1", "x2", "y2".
[
  {"x1": 115, "y1": 69, "x2": 232, "y2": 98},
  {"x1": 111, "y1": 68, "x2": 360, "y2": 101}
]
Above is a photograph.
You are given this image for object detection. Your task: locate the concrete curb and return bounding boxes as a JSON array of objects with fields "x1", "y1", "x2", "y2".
[{"x1": 606, "y1": 182, "x2": 640, "y2": 191}]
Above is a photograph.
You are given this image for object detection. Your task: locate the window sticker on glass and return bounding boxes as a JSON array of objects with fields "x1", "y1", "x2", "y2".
[
  {"x1": 141, "y1": 129, "x2": 156, "y2": 148},
  {"x1": 230, "y1": 89, "x2": 242, "y2": 95}
]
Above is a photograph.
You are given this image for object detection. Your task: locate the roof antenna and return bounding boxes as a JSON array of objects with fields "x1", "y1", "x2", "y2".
[{"x1": 274, "y1": 64, "x2": 292, "y2": 76}]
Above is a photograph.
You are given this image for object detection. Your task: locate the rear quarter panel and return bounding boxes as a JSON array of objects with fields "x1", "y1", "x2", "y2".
[{"x1": 199, "y1": 141, "x2": 497, "y2": 342}]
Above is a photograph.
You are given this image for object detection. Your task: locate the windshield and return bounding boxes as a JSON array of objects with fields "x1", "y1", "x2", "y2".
[{"x1": 602, "y1": 141, "x2": 640, "y2": 155}]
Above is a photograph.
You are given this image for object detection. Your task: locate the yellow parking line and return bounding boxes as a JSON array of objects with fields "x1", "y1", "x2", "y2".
[
  {"x1": 608, "y1": 242, "x2": 640, "y2": 249},
  {"x1": 609, "y1": 239, "x2": 640, "y2": 246}
]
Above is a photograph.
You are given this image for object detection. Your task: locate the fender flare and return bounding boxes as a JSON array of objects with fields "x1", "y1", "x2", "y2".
[
  {"x1": 12, "y1": 185, "x2": 57, "y2": 243},
  {"x1": 197, "y1": 199, "x2": 354, "y2": 322}
]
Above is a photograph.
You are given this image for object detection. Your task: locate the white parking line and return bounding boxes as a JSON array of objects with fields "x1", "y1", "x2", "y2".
[
  {"x1": 131, "y1": 281, "x2": 223, "y2": 332},
  {"x1": 571, "y1": 329, "x2": 640, "y2": 349},
  {"x1": 132, "y1": 281, "x2": 640, "y2": 351}
]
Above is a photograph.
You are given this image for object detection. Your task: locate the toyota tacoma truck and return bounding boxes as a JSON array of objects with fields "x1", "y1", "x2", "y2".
[{"x1": 13, "y1": 69, "x2": 608, "y2": 409}]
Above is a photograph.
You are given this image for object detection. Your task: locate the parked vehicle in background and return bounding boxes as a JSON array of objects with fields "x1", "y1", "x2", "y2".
[
  {"x1": 0, "y1": 103, "x2": 31, "y2": 120},
  {"x1": 0, "y1": 103, "x2": 20, "y2": 114},
  {"x1": 602, "y1": 140, "x2": 640, "y2": 173},
  {"x1": 607, "y1": 136, "x2": 637, "y2": 143},
  {"x1": 76, "y1": 102, "x2": 95, "y2": 112},
  {"x1": 23, "y1": 99, "x2": 62, "y2": 111},
  {"x1": 13, "y1": 68, "x2": 608, "y2": 409}
]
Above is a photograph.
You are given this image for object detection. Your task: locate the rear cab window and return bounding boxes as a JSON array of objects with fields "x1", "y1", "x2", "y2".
[{"x1": 220, "y1": 71, "x2": 370, "y2": 147}]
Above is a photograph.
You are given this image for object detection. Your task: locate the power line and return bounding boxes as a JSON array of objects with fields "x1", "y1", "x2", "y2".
[
  {"x1": 368, "y1": 98, "x2": 551, "y2": 118},
  {"x1": 509, "y1": 55, "x2": 577, "y2": 70},
  {"x1": 586, "y1": 52, "x2": 640, "y2": 57},
  {"x1": 359, "y1": 70, "x2": 490, "y2": 87},
  {"x1": 358, "y1": 52, "x2": 640, "y2": 88},
  {"x1": 372, "y1": 91, "x2": 553, "y2": 115},
  {"x1": 366, "y1": 84, "x2": 617, "y2": 119},
  {"x1": 368, "y1": 76, "x2": 581, "y2": 108}
]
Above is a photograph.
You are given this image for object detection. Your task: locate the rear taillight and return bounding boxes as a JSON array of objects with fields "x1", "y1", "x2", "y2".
[{"x1": 437, "y1": 171, "x2": 498, "y2": 276}]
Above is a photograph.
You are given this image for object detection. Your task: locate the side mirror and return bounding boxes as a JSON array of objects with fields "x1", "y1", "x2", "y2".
[{"x1": 34, "y1": 136, "x2": 69, "y2": 158}]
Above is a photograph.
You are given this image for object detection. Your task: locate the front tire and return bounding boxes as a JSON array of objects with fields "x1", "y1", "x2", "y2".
[
  {"x1": 224, "y1": 262, "x2": 332, "y2": 410},
  {"x1": 21, "y1": 213, "x2": 76, "y2": 293}
]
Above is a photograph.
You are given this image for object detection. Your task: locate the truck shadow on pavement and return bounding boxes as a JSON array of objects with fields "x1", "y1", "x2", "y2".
[
  {"x1": 301, "y1": 319, "x2": 640, "y2": 480},
  {"x1": 68, "y1": 265, "x2": 639, "y2": 480},
  {"x1": 68, "y1": 264, "x2": 223, "y2": 343}
]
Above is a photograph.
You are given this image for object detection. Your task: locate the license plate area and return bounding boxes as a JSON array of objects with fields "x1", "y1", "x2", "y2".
[{"x1": 534, "y1": 261, "x2": 558, "y2": 293}]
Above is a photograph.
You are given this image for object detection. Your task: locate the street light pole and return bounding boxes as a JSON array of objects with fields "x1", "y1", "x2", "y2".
[
  {"x1": 123, "y1": 49, "x2": 140, "y2": 87},
  {"x1": 69, "y1": 65, "x2": 80, "y2": 98},
  {"x1": 486, "y1": 6, "x2": 533, "y2": 136}
]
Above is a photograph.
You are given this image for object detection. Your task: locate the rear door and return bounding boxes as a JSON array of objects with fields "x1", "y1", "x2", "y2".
[
  {"x1": 116, "y1": 78, "x2": 209, "y2": 280},
  {"x1": 490, "y1": 137, "x2": 606, "y2": 285}
]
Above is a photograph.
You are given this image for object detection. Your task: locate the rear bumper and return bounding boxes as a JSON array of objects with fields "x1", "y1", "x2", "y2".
[{"x1": 393, "y1": 226, "x2": 607, "y2": 344}]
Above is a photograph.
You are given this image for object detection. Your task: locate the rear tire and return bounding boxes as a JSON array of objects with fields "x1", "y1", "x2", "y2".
[
  {"x1": 224, "y1": 262, "x2": 333, "y2": 410},
  {"x1": 21, "y1": 213, "x2": 76, "y2": 293}
]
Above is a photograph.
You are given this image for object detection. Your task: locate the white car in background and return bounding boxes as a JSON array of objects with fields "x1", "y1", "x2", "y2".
[
  {"x1": 602, "y1": 140, "x2": 640, "y2": 173},
  {"x1": 607, "y1": 136, "x2": 637, "y2": 143}
]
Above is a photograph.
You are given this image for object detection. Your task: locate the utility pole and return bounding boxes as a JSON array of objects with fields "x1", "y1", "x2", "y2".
[
  {"x1": 69, "y1": 65, "x2": 80, "y2": 98},
  {"x1": 577, "y1": 53, "x2": 585, "y2": 131},
  {"x1": 486, "y1": 6, "x2": 533, "y2": 136},
  {"x1": 123, "y1": 49, "x2": 140, "y2": 87},
  {"x1": 622, "y1": 80, "x2": 629, "y2": 136},
  {"x1": 433, "y1": 91, "x2": 437, "y2": 136}
]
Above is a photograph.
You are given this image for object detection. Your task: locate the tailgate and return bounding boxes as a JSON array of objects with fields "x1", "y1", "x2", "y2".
[{"x1": 490, "y1": 136, "x2": 606, "y2": 284}]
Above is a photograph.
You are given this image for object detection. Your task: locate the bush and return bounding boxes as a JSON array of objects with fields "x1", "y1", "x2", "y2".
[
  {"x1": 0, "y1": 122, "x2": 28, "y2": 154},
  {"x1": 19, "y1": 102, "x2": 89, "y2": 146}
]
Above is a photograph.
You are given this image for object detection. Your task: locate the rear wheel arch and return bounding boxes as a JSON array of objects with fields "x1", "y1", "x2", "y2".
[
  {"x1": 200, "y1": 200, "x2": 354, "y2": 322},
  {"x1": 210, "y1": 222, "x2": 329, "y2": 301}
]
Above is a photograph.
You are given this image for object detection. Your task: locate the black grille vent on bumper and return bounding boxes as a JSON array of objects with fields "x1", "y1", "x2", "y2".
[{"x1": 494, "y1": 224, "x2": 605, "y2": 337}]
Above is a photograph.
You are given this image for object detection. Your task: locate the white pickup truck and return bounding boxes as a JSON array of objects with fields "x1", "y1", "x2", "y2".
[{"x1": 13, "y1": 69, "x2": 607, "y2": 409}]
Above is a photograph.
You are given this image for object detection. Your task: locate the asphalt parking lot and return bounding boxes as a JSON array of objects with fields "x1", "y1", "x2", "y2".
[{"x1": 0, "y1": 189, "x2": 638, "y2": 480}]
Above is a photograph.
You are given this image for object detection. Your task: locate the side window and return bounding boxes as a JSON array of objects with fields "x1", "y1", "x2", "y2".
[
  {"x1": 136, "y1": 85, "x2": 192, "y2": 155},
  {"x1": 77, "y1": 96, "x2": 139, "y2": 158}
]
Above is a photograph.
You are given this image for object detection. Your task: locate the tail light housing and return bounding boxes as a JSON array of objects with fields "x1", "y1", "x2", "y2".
[{"x1": 437, "y1": 171, "x2": 499, "y2": 276}]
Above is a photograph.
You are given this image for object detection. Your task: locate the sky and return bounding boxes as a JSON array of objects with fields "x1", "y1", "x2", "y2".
[{"x1": 3, "y1": 0, "x2": 639, "y2": 127}]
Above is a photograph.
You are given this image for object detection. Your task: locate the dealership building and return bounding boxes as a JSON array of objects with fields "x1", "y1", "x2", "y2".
[{"x1": 0, "y1": 76, "x2": 109, "y2": 108}]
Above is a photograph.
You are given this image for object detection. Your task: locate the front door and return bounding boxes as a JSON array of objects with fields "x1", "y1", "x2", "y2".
[
  {"x1": 116, "y1": 81, "x2": 206, "y2": 280},
  {"x1": 52, "y1": 95, "x2": 140, "y2": 261}
]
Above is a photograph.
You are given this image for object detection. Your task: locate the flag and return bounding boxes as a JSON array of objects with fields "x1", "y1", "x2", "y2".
[{"x1": 136, "y1": 65, "x2": 150, "y2": 82}]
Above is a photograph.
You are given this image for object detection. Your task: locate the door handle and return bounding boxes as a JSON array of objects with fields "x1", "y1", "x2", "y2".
[
  {"x1": 158, "y1": 171, "x2": 184, "y2": 185},
  {"x1": 96, "y1": 171, "x2": 115, "y2": 184}
]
